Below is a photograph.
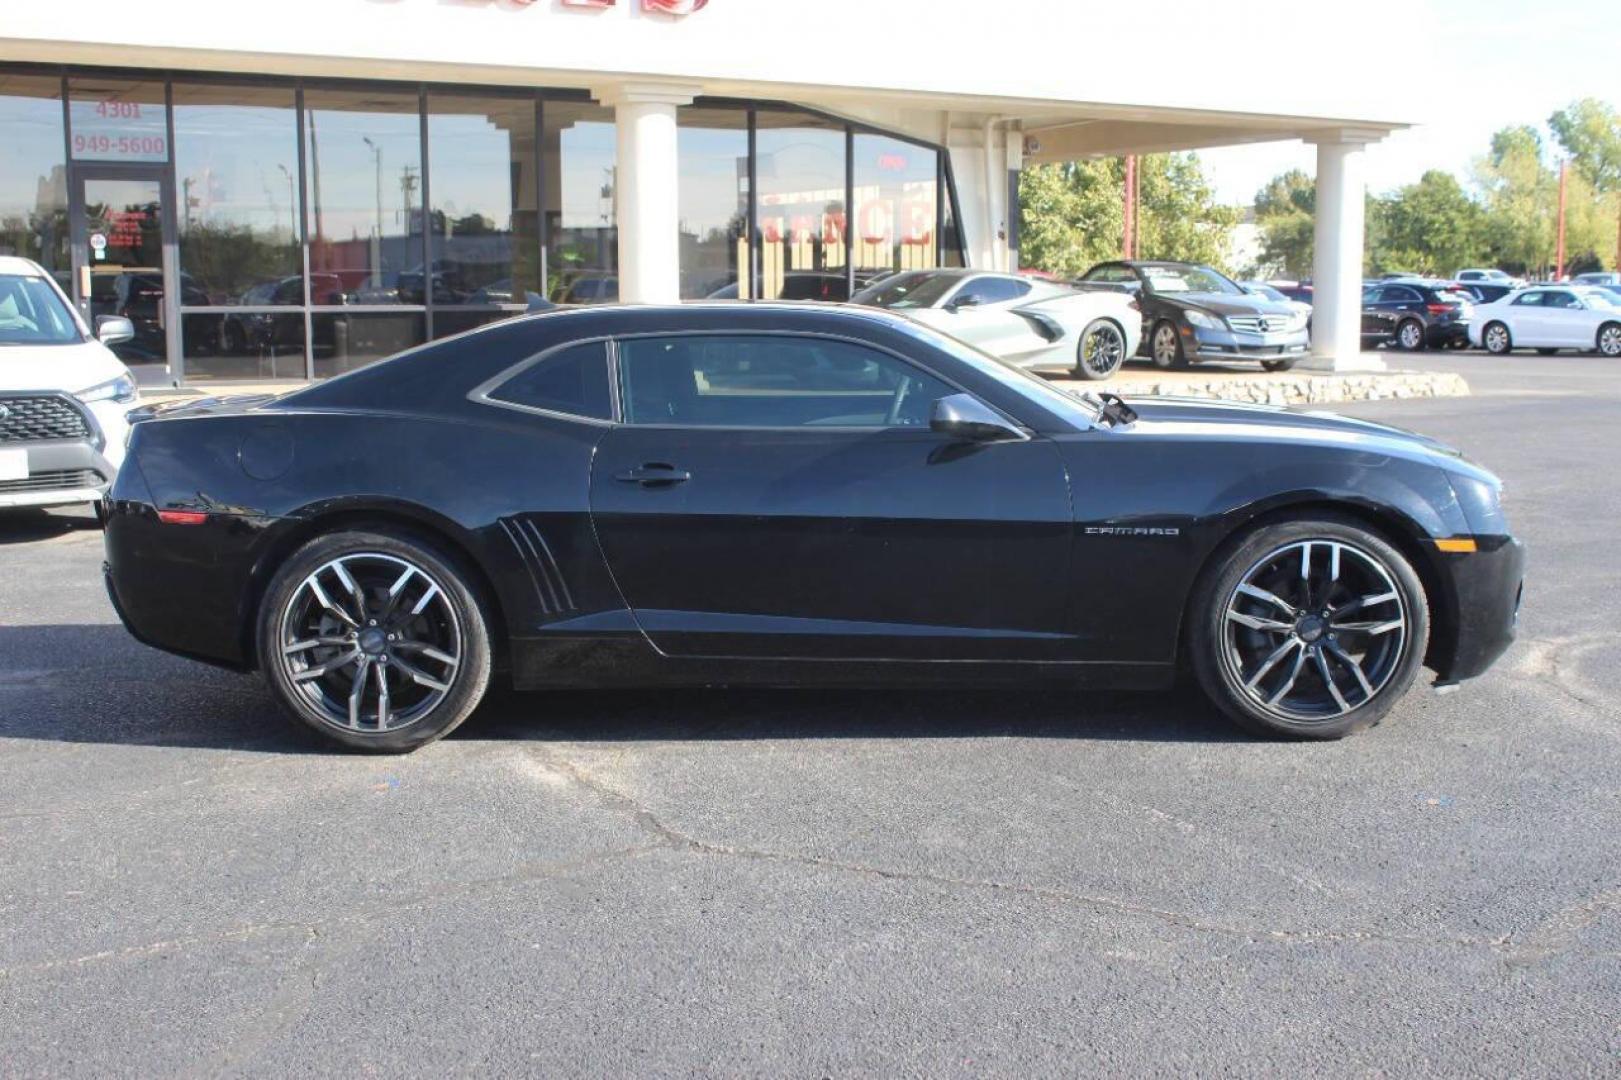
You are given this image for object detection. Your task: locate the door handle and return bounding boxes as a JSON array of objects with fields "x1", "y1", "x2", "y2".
[{"x1": 614, "y1": 463, "x2": 691, "y2": 487}]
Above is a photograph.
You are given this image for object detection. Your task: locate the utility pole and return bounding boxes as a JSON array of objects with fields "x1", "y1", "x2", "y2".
[
  {"x1": 1123, "y1": 154, "x2": 1137, "y2": 259},
  {"x1": 362, "y1": 136, "x2": 383, "y2": 284},
  {"x1": 1555, "y1": 159, "x2": 1568, "y2": 281}
]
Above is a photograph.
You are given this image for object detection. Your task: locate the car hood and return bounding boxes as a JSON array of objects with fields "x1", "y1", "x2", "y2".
[
  {"x1": 0, "y1": 340, "x2": 129, "y2": 395},
  {"x1": 1111, "y1": 396, "x2": 1496, "y2": 480},
  {"x1": 1157, "y1": 292, "x2": 1296, "y2": 318}
]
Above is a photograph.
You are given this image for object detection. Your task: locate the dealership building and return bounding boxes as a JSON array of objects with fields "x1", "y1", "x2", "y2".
[{"x1": 0, "y1": 0, "x2": 1408, "y2": 385}]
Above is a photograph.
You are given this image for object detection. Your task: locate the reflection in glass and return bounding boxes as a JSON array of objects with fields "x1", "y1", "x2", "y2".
[
  {"x1": 183, "y1": 311, "x2": 307, "y2": 381},
  {"x1": 676, "y1": 107, "x2": 748, "y2": 299},
  {"x1": 82, "y1": 177, "x2": 170, "y2": 364},
  {"x1": 940, "y1": 175, "x2": 964, "y2": 267},
  {"x1": 545, "y1": 101, "x2": 617, "y2": 304},
  {"x1": 755, "y1": 112, "x2": 846, "y2": 301},
  {"x1": 853, "y1": 134, "x2": 937, "y2": 277},
  {"x1": 311, "y1": 311, "x2": 425, "y2": 378},
  {"x1": 173, "y1": 83, "x2": 302, "y2": 305},
  {"x1": 68, "y1": 77, "x2": 168, "y2": 163},
  {"x1": 0, "y1": 75, "x2": 68, "y2": 285},
  {"x1": 304, "y1": 89, "x2": 422, "y2": 305},
  {"x1": 428, "y1": 93, "x2": 540, "y2": 316}
]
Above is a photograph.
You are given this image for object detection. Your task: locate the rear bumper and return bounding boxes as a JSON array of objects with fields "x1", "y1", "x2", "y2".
[
  {"x1": 1434, "y1": 536, "x2": 1525, "y2": 681},
  {"x1": 1429, "y1": 321, "x2": 1470, "y2": 347}
]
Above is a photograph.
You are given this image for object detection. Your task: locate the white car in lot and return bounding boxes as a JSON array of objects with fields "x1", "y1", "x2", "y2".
[
  {"x1": 1469, "y1": 284, "x2": 1621, "y2": 357},
  {"x1": 851, "y1": 269, "x2": 1143, "y2": 379},
  {"x1": 0, "y1": 256, "x2": 141, "y2": 512}
]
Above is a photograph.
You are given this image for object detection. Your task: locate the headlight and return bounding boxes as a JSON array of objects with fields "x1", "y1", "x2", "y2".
[
  {"x1": 1287, "y1": 312, "x2": 1310, "y2": 331},
  {"x1": 1184, "y1": 309, "x2": 1223, "y2": 330},
  {"x1": 76, "y1": 373, "x2": 139, "y2": 405}
]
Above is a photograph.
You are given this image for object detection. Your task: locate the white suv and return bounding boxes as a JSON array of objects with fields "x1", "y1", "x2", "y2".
[{"x1": 0, "y1": 256, "x2": 141, "y2": 512}]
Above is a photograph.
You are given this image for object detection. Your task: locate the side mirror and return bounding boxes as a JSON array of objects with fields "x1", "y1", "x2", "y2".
[
  {"x1": 95, "y1": 315, "x2": 135, "y2": 346},
  {"x1": 929, "y1": 393, "x2": 1025, "y2": 443},
  {"x1": 945, "y1": 293, "x2": 981, "y2": 313}
]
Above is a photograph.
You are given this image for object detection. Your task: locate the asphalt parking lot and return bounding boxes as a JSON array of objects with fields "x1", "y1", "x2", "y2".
[{"x1": 2, "y1": 352, "x2": 1617, "y2": 1076}]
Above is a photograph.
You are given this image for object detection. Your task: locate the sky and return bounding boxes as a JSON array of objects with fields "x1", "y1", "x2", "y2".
[{"x1": 1200, "y1": 0, "x2": 1619, "y2": 206}]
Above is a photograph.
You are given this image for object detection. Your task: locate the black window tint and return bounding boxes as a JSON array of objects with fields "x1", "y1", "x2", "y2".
[
  {"x1": 1545, "y1": 291, "x2": 1580, "y2": 309},
  {"x1": 1387, "y1": 287, "x2": 1421, "y2": 303},
  {"x1": 617, "y1": 334, "x2": 954, "y2": 429},
  {"x1": 956, "y1": 276, "x2": 1031, "y2": 306},
  {"x1": 1512, "y1": 291, "x2": 1544, "y2": 307},
  {"x1": 488, "y1": 341, "x2": 612, "y2": 419}
]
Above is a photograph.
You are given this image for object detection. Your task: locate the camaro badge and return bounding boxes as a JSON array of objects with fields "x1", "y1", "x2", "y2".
[{"x1": 1085, "y1": 525, "x2": 1182, "y2": 537}]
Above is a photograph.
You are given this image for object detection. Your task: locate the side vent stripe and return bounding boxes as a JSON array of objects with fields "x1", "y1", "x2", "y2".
[{"x1": 498, "y1": 515, "x2": 577, "y2": 617}]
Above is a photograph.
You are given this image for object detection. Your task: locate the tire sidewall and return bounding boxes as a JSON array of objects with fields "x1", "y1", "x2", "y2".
[
  {"x1": 1598, "y1": 323, "x2": 1621, "y2": 358},
  {"x1": 257, "y1": 529, "x2": 493, "y2": 752},
  {"x1": 1189, "y1": 515, "x2": 1430, "y2": 739},
  {"x1": 1484, "y1": 322, "x2": 1511, "y2": 355},
  {"x1": 1075, "y1": 318, "x2": 1126, "y2": 380}
]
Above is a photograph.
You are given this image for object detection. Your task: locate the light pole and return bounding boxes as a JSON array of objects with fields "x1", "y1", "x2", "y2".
[
  {"x1": 362, "y1": 136, "x2": 383, "y2": 286},
  {"x1": 277, "y1": 163, "x2": 296, "y2": 242}
]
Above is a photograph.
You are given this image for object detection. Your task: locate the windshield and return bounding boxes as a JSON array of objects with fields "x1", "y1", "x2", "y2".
[
  {"x1": 1143, "y1": 264, "x2": 1243, "y2": 296},
  {"x1": 1246, "y1": 284, "x2": 1287, "y2": 302},
  {"x1": 1586, "y1": 290, "x2": 1619, "y2": 309},
  {"x1": 888, "y1": 317, "x2": 1103, "y2": 428},
  {"x1": 852, "y1": 272, "x2": 961, "y2": 310},
  {"x1": 0, "y1": 274, "x2": 82, "y2": 346}
]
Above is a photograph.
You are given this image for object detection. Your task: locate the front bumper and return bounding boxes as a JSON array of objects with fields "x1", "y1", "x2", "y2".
[
  {"x1": 1189, "y1": 325, "x2": 1310, "y2": 362},
  {"x1": 1433, "y1": 536, "x2": 1525, "y2": 681},
  {"x1": 0, "y1": 438, "x2": 119, "y2": 509}
]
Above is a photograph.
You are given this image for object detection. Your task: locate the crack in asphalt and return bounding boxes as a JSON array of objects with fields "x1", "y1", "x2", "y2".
[{"x1": 533, "y1": 749, "x2": 1620, "y2": 966}]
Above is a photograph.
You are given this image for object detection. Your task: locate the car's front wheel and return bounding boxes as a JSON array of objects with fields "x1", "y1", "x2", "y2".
[
  {"x1": 1190, "y1": 516, "x2": 1429, "y2": 739},
  {"x1": 258, "y1": 529, "x2": 493, "y2": 752},
  {"x1": 1075, "y1": 318, "x2": 1127, "y2": 380},
  {"x1": 1396, "y1": 319, "x2": 1426, "y2": 351},
  {"x1": 1150, "y1": 321, "x2": 1186, "y2": 370}
]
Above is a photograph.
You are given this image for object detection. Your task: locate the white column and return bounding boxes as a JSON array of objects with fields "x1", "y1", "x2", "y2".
[
  {"x1": 593, "y1": 82, "x2": 699, "y2": 304},
  {"x1": 1302, "y1": 131, "x2": 1384, "y2": 373}
]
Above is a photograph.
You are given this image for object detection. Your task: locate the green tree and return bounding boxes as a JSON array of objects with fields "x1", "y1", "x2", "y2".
[
  {"x1": 1018, "y1": 153, "x2": 1237, "y2": 277},
  {"x1": 1252, "y1": 169, "x2": 1316, "y2": 278},
  {"x1": 1550, "y1": 98, "x2": 1621, "y2": 269},
  {"x1": 1472, "y1": 125, "x2": 1557, "y2": 275},
  {"x1": 1368, "y1": 170, "x2": 1486, "y2": 277}
]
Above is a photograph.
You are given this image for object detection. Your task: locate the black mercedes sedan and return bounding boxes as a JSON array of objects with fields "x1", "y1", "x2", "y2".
[{"x1": 103, "y1": 304, "x2": 1523, "y2": 752}]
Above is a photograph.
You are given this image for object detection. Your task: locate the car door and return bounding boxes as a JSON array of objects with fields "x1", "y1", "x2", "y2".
[
  {"x1": 588, "y1": 332, "x2": 1076, "y2": 661},
  {"x1": 1540, "y1": 290, "x2": 1585, "y2": 346},
  {"x1": 1506, "y1": 290, "x2": 1547, "y2": 344},
  {"x1": 1360, "y1": 286, "x2": 1386, "y2": 337},
  {"x1": 928, "y1": 275, "x2": 1048, "y2": 362}
]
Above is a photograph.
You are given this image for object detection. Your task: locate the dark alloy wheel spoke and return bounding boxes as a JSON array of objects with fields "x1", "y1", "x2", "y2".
[
  {"x1": 1220, "y1": 539, "x2": 1407, "y2": 724},
  {"x1": 278, "y1": 553, "x2": 462, "y2": 735}
]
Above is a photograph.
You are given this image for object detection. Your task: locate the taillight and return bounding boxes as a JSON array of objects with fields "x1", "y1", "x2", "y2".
[
  {"x1": 1426, "y1": 303, "x2": 1450, "y2": 315},
  {"x1": 157, "y1": 510, "x2": 208, "y2": 526}
]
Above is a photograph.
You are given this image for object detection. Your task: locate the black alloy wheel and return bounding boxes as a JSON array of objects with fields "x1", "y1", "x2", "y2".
[
  {"x1": 1076, "y1": 318, "x2": 1127, "y2": 380},
  {"x1": 259, "y1": 529, "x2": 493, "y2": 752},
  {"x1": 1396, "y1": 319, "x2": 1426, "y2": 351},
  {"x1": 1191, "y1": 516, "x2": 1429, "y2": 739},
  {"x1": 1483, "y1": 322, "x2": 1512, "y2": 355},
  {"x1": 1150, "y1": 321, "x2": 1186, "y2": 370}
]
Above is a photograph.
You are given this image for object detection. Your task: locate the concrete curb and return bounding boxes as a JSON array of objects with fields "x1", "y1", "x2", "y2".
[{"x1": 1047, "y1": 370, "x2": 1470, "y2": 406}]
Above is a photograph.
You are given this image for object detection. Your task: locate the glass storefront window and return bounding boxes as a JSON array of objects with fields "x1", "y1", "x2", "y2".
[
  {"x1": 0, "y1": 75, "x2": 68, "y2": 286},
  {"x1": 427, "y1": 92, "x2": 540, "y2": 338},
  {"x1": 755, "y1": 112, "x2": 846, "y2": 301},
  {"x1": 312, "y1": 311, "x2": 425, "y2": 379},
  {"x1": 304, "y1": 88, "x2": 422, "y2": 306},
  {"x1": 68, "y1": 77, "x2": 167, "y2": 163},
  {"x1": 183, "y1": 310, "x2": 307, "y2": 381},
  {"x1": 853, "y1": 134, "x2": 937, "y2": 278},
  {"x1": 545, "y1": 101, "x2": 617, "y2": 304},
  {"x1": 173, "y1": 83, "x2": 302, "y2": 307},
  {"x1": 676, "y1": 107, "x2": 748, "y2": 300}
]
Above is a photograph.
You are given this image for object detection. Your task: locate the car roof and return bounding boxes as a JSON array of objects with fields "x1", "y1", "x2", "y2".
[{"x1": 0, "y1": 256, "x2": 48, "y2": 278}]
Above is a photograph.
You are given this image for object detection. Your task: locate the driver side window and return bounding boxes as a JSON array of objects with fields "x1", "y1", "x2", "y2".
[
  {"x1": 616, "y1": 334, "x2": 956, "y2": 429},
  {"x1": 953, "y1": 276, "x2": 1032, "y2": 307}
]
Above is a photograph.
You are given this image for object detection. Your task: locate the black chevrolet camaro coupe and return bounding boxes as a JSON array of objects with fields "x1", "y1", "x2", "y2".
[{"x1": 103, "y1": 304, "x2": 1523, "y2": 752}]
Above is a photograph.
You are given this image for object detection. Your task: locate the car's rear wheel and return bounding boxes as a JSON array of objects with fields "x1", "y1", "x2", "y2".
[
  {"x1": 1150, "y1": 321, "x2": 1186, "y2": 369},
  {"x1": 1483, "y1": 321, "x2": 1512, "y2": 354},
  {"x1": 1075, "y1": 318, "x2": 1127, "y2": 380},
  {"x1": 1396, "y1": 319, "x2": 1426, "y2": 351},
  {"x1": 1190, "y1": 516, "x2": 1429, "y2": 739},
  {"x1": 1597, "y1": 322, "x2": 1621, "y2": 357},
  {"x1": 258, "y1": 529, "x2": 493, "y2": 752}
]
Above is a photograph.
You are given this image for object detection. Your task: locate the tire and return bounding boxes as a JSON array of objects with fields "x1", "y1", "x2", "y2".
[
  {"x1": 1597, "y1": 322, "x2": 1621, "y2": 358},
  {"x1": 1189, "y1": 515, "x2": 1430, "y2": 740},
  {"x1": 1261, "y1": 357, "x2": 1298, "y2": 372},
  {"x1": 1483, "y1": 321, "x2": 1512, "y2": 355},
  {"x1": 1074, "y1": 318, "x2": 1127, "y2": 380},
  {"x1": 1396, "y1": 319, "x2": 1426, "y2": 351},
  {"x1": 1536, "y1": 347, "x2": 1558, "y2": 356},
  {"x1": 1150, "y1": 321, "x2": 1187, "y2": 370},
  {"x1": 257, "y1": 528, "x2": 493, "y2": 752}
]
